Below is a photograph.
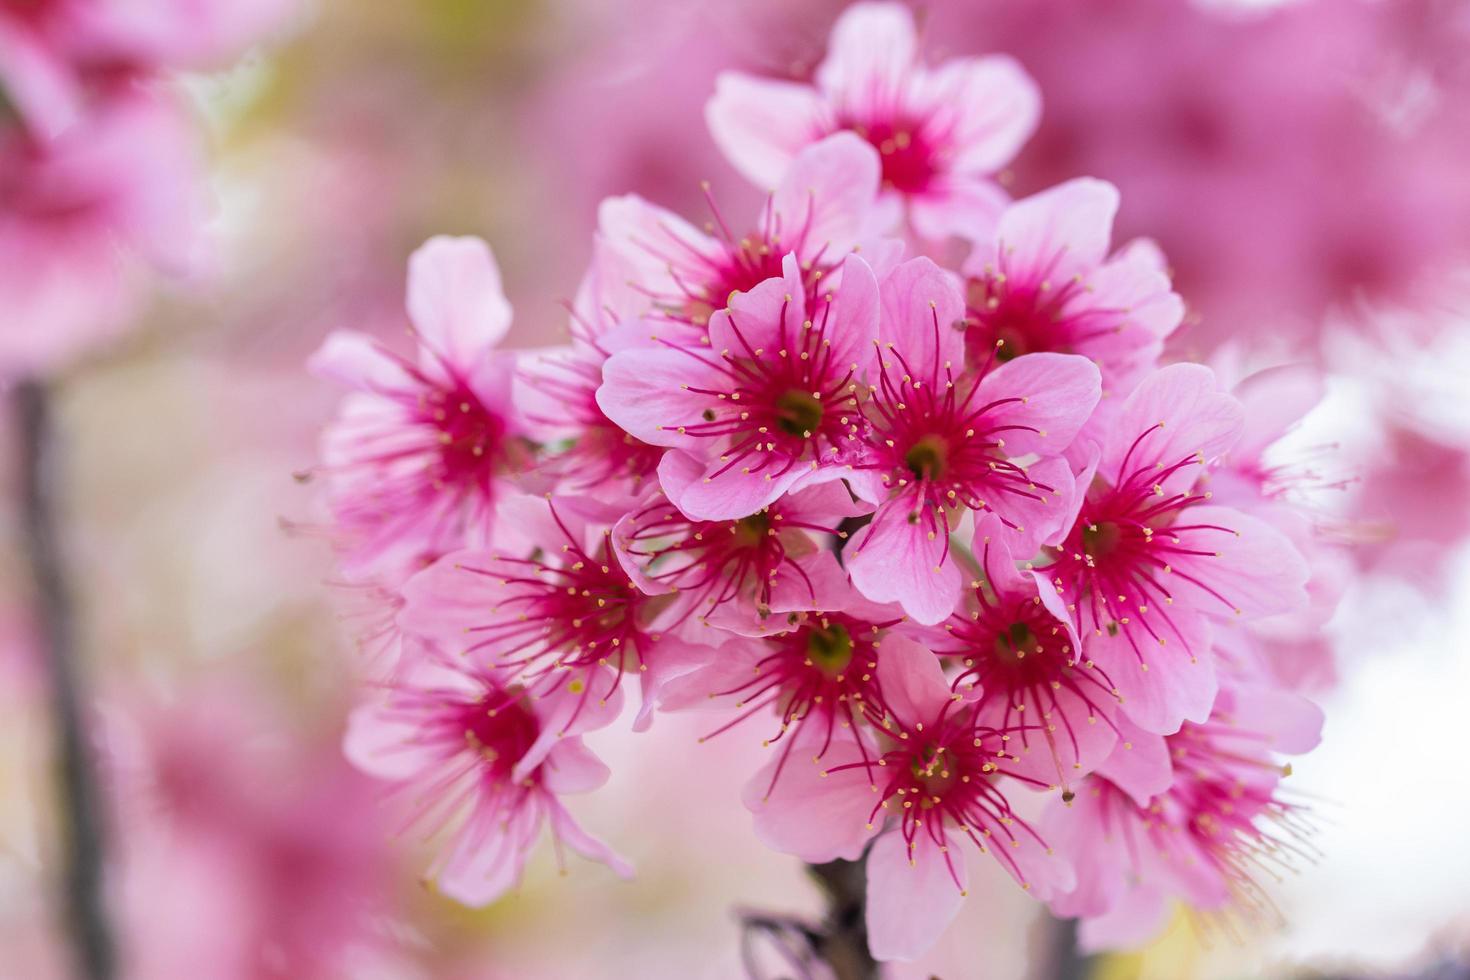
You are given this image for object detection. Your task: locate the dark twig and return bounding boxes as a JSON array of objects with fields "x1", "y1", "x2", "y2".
[
  {"x1": 15, "y1": 380, "x2": 115, "y2": 980},
  {"x1": 806, "y1": 855, "x2": 881, "y2": 980},
  {"x1": 736, "y1": 855, "x2": 880, "y2": 980},
  {"x1": 1034, "y1": 915, "x2": 1094, "y2": 980}
]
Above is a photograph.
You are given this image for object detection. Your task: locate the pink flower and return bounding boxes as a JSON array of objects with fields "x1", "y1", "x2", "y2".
[
  {"x1": 926, "y1": 516, "x2": 1137, "y2": 798},
  {"x1": 345, "y1": 649, "x2": 632, "y2": 906},
  {"x1": 745, "y1": 633, "x2": 1073, "y2": 961},
  {"x1": 1043, "y1": 679, "x2": 1322, "y2": 951},
  {"x1": 707, "y1": 1, "x2": 1040, "y2": 240},
  {"x1": 962, "y1": 177, "x2": 1183, "y2": 397},
  {"x1": 397, "y1": 494, "x2": 710, "y2": 731},
  {"x1": 596, "y1": 250, "x2": 881, "y2": 521},
  {"x1": 307, "y1": 236, "x2": 530, "y2": 583},
  {"x1": 844, "y1": 256, "x2": 1100, "y2": 625},
  {"x1": 660, "y1": 591, "x2": 908, "y2": 796},
  {"x1": 517, "y1": 237, "x2": 666, "y2": 499},
  {"x1": 611, "y1": 456, "x2": 868, "y2": 633},
  {"x1": 1043, "y1": 363, "x2": 1310, "y2": 734},
  {"x1": 0, "y1": 89, "x2": 203, "y2": 377},
  {"x1": 598, "y1": 131, "x2": 888, "y2": 334}
]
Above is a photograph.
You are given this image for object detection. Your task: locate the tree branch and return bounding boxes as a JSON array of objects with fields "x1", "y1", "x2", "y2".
[
  {"x1": 15, "y1": 380, "x2": 115, "y2": 980},
  {"x1": 807, "y1": 855, "x2": 880, "y2": 980}
]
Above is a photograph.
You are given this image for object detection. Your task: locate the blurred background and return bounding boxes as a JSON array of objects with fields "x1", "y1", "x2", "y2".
[{"x1": 3, "y1": 0, "x2": 1470, "y2": 977}]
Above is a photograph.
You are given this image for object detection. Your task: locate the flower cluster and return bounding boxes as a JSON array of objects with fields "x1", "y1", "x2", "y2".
[{"x1": 311, "y1": 2, "x2": 1334, "y2": 961}]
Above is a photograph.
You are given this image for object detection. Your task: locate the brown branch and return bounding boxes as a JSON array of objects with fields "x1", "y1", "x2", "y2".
[
  {"x1": 807, "y1": 855, "x2": 881, "y2": 980},
  {"x1": 15, "y1": 380, "x2": 116, "y2": 980}
]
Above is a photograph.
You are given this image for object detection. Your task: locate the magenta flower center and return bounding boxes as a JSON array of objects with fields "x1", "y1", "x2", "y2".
[
  {"x1": 843, "y1": 116, "x2": 940, "y2": 194},
  {"x1": 860, "y1": 350, "x2": 1052, "y2": 542},
  {"x1": 670, "y1": 295, "x2": 861, "y2": 479},
  {"x1": 965, "y1": 270, "x2": 1130, "y2": 373},
  {"x1": 423, "y1": 377, "x2": 508, "y2": 488},
  {"x1": 462, "y1": 530, "x2": 656, "y2": 696},
  {"x1": 617, "y1": 500, "x2": 825, "y2": 616},
  {"x1": 454, "y1": 695, "x2": 539, "y2": 783}
]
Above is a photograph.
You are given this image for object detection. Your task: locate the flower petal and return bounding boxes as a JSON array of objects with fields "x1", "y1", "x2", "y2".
[
  {"x1": 407, "y1": 236, "x2": 512, "y2": 372},
  {"x1": 846, "y1": 502, "x2": 962, "y2": 625},
  {"x1": 706, "y1": 72, "x2": 827, "y2": 188},
  {"x1": 865, "y1": 828, "x2": 966, "y2": 962}
]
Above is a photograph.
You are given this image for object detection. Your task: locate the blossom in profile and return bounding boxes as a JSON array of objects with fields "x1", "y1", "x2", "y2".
[
  {"x1": 344, "y1": 648, "x2": 632, "y2": 906},
  {"x1": 517, "y1": 236, "x2": 666, "y2": 501},
  {"x1": 308, "y1": 236, "x2": 530, "y2": 583},
  {"x1": 1043, "y1": 679, "x2": 1322, "y2": 951},
  {"x1": 1044, "y1": 363, "x2": 1309, "y2": 734},
  {"x1": 707, "y1": 0, "x2": 1040, "y2": 240},
  {"x1": 844, "y1": 256, "x2": 1100, "y2": 625}
]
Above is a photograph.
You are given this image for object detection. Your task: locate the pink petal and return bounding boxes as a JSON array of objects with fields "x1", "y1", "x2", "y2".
[
  {"x1": 864, "y1": 829, "x2": 966, "y2": 962},
  {"x1": 656, "y1": 634, "x2": 769, "y2": 710},
  {"x1": 342, "y1": 701, "x2": 434, "y2": 782},
  {"x1": 672, "y1": 453, "x2": 813, "y2": 521},
  {"x1": 1090, "y1": 606, "x2": 1218, "y2": 736},
  {"x1": 1164, "y1": 505, "x2": 1309, "y2": 620},
  {"x1": 986, "y1": 454, "x2": 1076, "y2": 558},
  {"x1": 772, "y1": 132, "x2": 883, "y2": 258},
  {"x1": 436, "y1": 799, "x2": 539, "y2": 906},
  {"x1": 706, "y1": 252, "x2": 809, "y2": 353},
  {"x1": 878, "y1": 256, "x2": 965, "y2": 375},
  {"x1": 1105, "y1": 363, "x2": 1243, "y2": 497},
  {"x1": 913, "y1": 55, "x2": 1041, "y2": 176},
  {"x1": 743, "y1": 738, "x2": 880, "y2": 863},
  {"x1": 546, "y1": 799, "x2": 635, "y2": 879},
  {"x1": 541, "y1": 739, "x2": 612, "y2": 795},
  {"x1": 815, "y1": 1, "x2": 918, "y2": 101},
  {"x1": 1075, "y1": 883, "x2": 1171, "y2": 954},
  {"x1": 596, "y1": 194, "x2": 721, "y2": 303},
  {"x1": 821, "y1": 253, "x2": 882, "y2": 374},
  {"x1": 908, "y1": 175, "x2": 1011, "y2": 243},
  {"x1": 0, "y1": 20, "x2": 81, "y2": 138},
  {"x1": 397, "y1": 551, "x2": 502, "y2": 655},
  {"x1": 1094, "y1": 719, "x2": 1174, "y2": 807},
  {"x1": 406, "y1": 236, "x2": 512, "y2": 373},
  {"x1": 630, "y1": 635, "x2": 720, "y2": 732},
  {"x1": 706, "y1": 71, "x2": 826, "y2": 188},
  {"x1": 872, "y1": 633, "x2": 952, "y2": 725},
  {"x1": 1070, "y1": 252, "x2": 1181, "y2": 391},
  {"x1": 973, "y1": 352, "x2": 1101, "y2": 459},
  {"x1": 515, "y1": 673, "x2": 626, "y2": 781},
  {"x1": 986, "y1": 817, "x2": 1076, "y2": 902},
  {"x1": 1041, "y1": 787, "x2": 1128, "y2": 919},
  {"x1": 307, "y1": 330, "x2": 415, "y2": 392},
  {"x1": 993, "y1": 178, "x2": 1119, "y2": 286},
  {"x1": 990, "y1": 685, "x2": 1118, "y2": 791},
  {"x1": 1215, "y1": 682, "x2": 1324, "y2": 756},
  {"x1": 846, "y1": 504, "x2": 962, "y2": 626},
  {"x1": 1230, "y1": 363, "x2": 1325, "y2": 463},
  {"x1": 596, "y1": 346, "x2": 716, "y2": 450}
]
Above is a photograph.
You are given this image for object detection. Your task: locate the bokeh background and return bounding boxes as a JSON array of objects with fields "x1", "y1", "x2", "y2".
[{"x1": 3, "y1": 1, "x2": 1470, "y2": 977}]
